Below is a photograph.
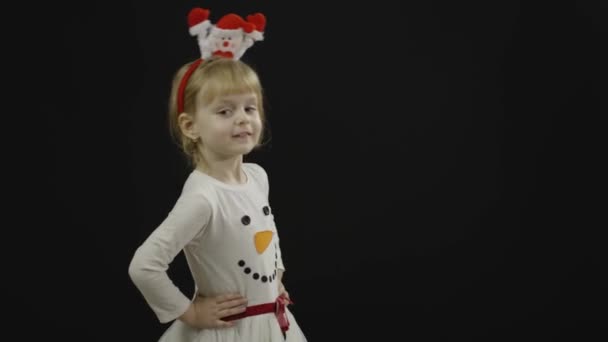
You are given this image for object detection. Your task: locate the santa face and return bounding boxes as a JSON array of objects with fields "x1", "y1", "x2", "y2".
[{"x1": 209, "y1": 30, "x2": 245, "y2": 58}]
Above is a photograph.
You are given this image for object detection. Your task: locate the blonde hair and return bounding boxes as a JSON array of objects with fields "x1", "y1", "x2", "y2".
[{"x1": 168, "y1": 57, "x2": 267, "y2": 166}]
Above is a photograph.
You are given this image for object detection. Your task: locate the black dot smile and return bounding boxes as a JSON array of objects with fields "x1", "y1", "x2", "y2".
[{"x1": 237, "y1": 258, "x2": 277, "y2": 283}]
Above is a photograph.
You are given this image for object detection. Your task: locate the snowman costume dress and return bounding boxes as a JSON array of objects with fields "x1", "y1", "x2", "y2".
[{"x1": 130, "y1": 163, "x2": 307, "y2": 342}]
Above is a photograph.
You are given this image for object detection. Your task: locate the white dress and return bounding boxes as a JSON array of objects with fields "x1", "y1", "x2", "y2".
[{"x1": 129, "y1": 163, "x2": 307, "y2": 342}]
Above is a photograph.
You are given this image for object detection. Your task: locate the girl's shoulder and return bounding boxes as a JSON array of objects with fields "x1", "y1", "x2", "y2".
[
  {"x1": 243, "y1": 162, "x2": 269, "y2": 195},
  {"x1": 243, "y1": 162, "x2": 267, "y2": 179}
]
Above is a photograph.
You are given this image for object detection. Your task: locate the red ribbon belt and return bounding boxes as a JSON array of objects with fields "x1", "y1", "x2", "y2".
[{"x1": 223, "y1": 295, "x2": 293, "y2": 334}]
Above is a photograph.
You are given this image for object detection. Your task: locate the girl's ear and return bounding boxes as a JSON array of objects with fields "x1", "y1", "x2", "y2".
[{"x1": 178, "y1": 112, "x2": 198, "y2": 140}]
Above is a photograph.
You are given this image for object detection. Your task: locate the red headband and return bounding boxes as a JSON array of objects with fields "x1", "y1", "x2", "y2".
[{"x1": 176, "y1": 8, "x2": 266, "y2": 114}]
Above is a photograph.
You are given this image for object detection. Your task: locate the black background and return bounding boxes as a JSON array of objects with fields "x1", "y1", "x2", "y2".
[{"x1": 10, "y1": 0, "x2": 605, "y2": 341}]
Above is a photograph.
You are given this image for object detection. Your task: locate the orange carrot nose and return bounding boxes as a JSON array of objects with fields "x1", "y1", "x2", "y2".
[{"x1": 254, "y1": 230, "x2": 273, "y2": 254}]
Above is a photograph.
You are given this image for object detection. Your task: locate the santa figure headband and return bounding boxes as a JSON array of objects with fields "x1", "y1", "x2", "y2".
[{"x1": 177, "y1": 7, "x2": 267, "y2": 114}]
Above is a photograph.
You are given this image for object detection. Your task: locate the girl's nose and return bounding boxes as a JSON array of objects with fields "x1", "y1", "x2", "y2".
[{"x1": 236, "y1": 109, "x2": 250, "y2": 123}]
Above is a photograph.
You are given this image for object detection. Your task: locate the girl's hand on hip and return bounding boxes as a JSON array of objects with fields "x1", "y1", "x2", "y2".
[{"x1": 181, "y1": 293, "x2": 248, "y2": 329}]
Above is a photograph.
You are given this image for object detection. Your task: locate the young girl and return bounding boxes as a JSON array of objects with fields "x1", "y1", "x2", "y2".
[{"x1": 128, "y1": 8, "x2": 307, "y2": 342}]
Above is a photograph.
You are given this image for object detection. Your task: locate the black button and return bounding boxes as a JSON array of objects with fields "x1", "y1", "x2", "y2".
[
  {"x1": 238, "y1": 260, "x2": 245, "y2": 267},
  {"x1": 253, "y1": 273, "x2": 259, "y2": 280},
  {"x1": 261, "y1": 276, "x2": 268, "y2": 282},
  {"x1": 241, "y1": 215, "x2": 251, "y2": 225}
]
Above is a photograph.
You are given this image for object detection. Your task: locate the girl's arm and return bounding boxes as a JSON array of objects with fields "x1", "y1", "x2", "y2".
[{"x1": 128, "y1": 192, "x2": 212, "y2": 323}]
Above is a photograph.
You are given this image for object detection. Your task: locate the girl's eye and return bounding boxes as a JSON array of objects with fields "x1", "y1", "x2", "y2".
[
  {"x1": 218, "y1": 109, "x2": 231, "y2": 115},
  {"x1": 245, "y1": 106, "x2": 257, "y2": 113}
]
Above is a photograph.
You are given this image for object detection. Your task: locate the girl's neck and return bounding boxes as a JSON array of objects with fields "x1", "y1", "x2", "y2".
[{"x1": 195, "y1": 155, "x2": 247, "y2": 185}]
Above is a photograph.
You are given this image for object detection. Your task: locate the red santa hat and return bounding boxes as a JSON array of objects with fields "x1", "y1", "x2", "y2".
[
  {"x1": 213, "y1": 13, "x2": 266, "y2": 41},
  {"x1": 214, "y1": 14, "x2": 252, "y2": 36}
]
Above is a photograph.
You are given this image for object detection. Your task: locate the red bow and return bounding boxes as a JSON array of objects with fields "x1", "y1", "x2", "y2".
[{"x1": 275, "y1": 294, "x2": 293, "y2": 335}]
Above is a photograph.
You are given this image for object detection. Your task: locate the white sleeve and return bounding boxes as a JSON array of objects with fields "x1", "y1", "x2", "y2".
[{"x1": 128, "y1": 192, "x2": 212, "y2": 323}]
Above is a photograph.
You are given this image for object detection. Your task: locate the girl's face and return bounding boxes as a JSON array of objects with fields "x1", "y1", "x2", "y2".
[{"x1": 193, "y1": 91, "x2": 262, "y2": 160}]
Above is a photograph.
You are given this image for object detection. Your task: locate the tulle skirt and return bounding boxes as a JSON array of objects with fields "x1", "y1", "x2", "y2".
[{"x1": 158, "y1": 308, "x2": 307, "y2": 342}]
